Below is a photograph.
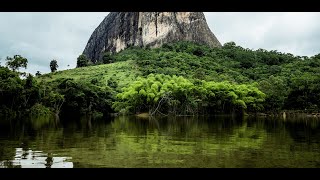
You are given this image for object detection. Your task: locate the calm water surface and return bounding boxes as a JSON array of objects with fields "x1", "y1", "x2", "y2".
[{"x1": 0, "y1": 115, "x2": 320, "y2": 168}]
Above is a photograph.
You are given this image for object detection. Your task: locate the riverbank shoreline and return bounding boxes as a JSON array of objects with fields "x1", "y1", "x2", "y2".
[
  {"x1": 133, "y1": 111, "x2": 320, "y2": 119},
  {"x1": 253, "y1": 111, "x2": 320, "y2": 118}
]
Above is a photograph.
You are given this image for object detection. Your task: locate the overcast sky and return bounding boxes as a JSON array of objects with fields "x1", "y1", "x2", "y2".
[{"x1": 0, "y1": 12, "x2": 319, "y2": 75}]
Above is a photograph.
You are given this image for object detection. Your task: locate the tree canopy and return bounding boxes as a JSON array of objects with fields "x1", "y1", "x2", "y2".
[
  {"x1": 50, "y1": 59, "x2": 58, "y2": 72},
  {"x1": 2, "y1": 41, "x2": 320, "y2": 119},
  {"x1": 5, "y1": 55, "x2": 28, "y2": 72}
]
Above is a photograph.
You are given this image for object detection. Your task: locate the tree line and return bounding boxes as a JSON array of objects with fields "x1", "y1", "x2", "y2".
[{"x1": 1, "y1": 41, "x2": 320, "y2": 121}]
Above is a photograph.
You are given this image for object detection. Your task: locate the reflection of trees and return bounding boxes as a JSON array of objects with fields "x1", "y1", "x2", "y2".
[
  {"x1": 111, "y1": 115, "x2": 246, "y2": 139},
  {"x1": 105, "y1": 115, "x2": 268, "y2": 167},
  {"x1": 248, "y1": 116, "x2": 320, "y2": 144},
  {"x1": 1, "y1": 115, "x2": 320, "y2": 167},
  {"x1": 0, "y1": 160, "x2": 21, "y2": 168},
  {"x1": 1, "y1": 115, "x2": 265, "y2": 167},
  {"x1": 28, "y1": 114, "x2": 57, "y2": 130},
  {"x1": 45, "y1": 153, "x2": 53, "y2": 168},
  {"x1": 281, "y1": 117, "x2": 320, "y2": 146}
]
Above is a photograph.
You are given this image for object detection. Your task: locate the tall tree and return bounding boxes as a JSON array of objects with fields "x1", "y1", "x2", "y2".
[
  {"x1": 76, "y1": 54, "x2": 88, "y2": 67},
  {"x1": 50, "y1": 60, "x2": 58, "y2": 72},
  {"x1": 5, "y1": 55, "x2": 28, "y2": 72}
]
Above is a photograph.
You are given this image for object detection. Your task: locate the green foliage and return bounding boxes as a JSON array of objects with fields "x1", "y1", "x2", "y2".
[
  {"x1": 108, "y1": 41, "x2": 320, "y2": 112},
  {"x1": 107, "y1": 76, "x2": 118, "y2": 89},
  {"x1": 91, "y1": 78, "x2": 99, "y2": 85},
  {"x1": 40, "y1": 86, "x2": 65, "y2": 114},
  {"x1": 0, "y1": 67, "x2": 24, "y2": 115},
  {"x1": 102, "y1": 52, "x2": 114, "y2": 64},
  {"x1": 77, "y1": 54, "x2": 89, "y2": 68},
  {"x1": 29, "y1": 103, "x2": 52, "y2": 117},
  {"x1": 53, "y1": 78, "x2": 114, "y2": 115},
  {"x1": 5, "y1": 55, "x2": 28, "y2": 72},
  {"x1": 21, "y1": 74, "x2": 41, "y2": 109},
  {"x1": 4, "y1": 41, "x2": 319, "y2": 119},
  {"x1": 113, "y1": 74, "x2": 265, "y2": 115},
  {"x1": 258, "y1": 76, "x2": 288, "y2": 112},
  {"x1": 50, "y1": 59, "x2": 58, "y2": 72},
  {"x1": 285, "y1": 74, "x2": 320, "y2": 111},
  {"x1": 201, "y1": 81, "x2": 265, "y2": 113},
  {"x1": 35, "y1": 71, "x2": 42, "y2": 76},
  {"x1": 0, "y1": 67, "x2": 51, "y2": 116},
  {"x1": 38, "y1": 60, "x2": 141, "y2": 90}
]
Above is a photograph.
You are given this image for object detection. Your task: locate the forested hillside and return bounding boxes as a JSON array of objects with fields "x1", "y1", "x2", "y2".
[{"x1": 1, "y1": 42, "x2": 319, "y2": 119}]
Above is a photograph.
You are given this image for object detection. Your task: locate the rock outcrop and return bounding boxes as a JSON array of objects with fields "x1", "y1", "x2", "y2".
[{"x1": 83, "y1": 12, "x2": 221, "y2": 63}]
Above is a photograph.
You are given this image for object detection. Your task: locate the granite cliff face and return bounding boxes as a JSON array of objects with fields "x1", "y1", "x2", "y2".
[{"x1": 83, "y1": 12, "x2": 221, "y2": 63}]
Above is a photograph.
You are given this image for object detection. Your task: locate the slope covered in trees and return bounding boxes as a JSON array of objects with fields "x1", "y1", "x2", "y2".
[
  {"x1": 1, "y1": 41, "x2": 320, "y2": 120},
  {"x1": 108, "y1": 41, "x2": 320, "y2": 113}
]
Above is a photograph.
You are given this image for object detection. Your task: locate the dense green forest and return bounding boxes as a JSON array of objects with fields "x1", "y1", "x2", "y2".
[{"x1": 1, "y1": 41, "x2": 320, "y2": 120}]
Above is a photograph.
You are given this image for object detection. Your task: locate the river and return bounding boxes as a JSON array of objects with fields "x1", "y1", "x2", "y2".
[{"x1": 0, "y1": 115, "x2": 320, "y2": 168}]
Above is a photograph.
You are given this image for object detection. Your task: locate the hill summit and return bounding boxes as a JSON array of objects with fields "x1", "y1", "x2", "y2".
[{"x1": 83, "y1": 12, "x2": 221, "y2": 63}]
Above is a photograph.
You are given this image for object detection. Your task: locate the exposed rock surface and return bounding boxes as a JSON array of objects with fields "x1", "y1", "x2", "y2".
[{"x1": 83, "y1": 12, "x2": 221, "y2": 63}]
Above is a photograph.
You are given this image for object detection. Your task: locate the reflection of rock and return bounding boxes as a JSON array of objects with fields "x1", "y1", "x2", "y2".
[{"x1": 0, "y1": 148, "x2": 73, "y2": 168}]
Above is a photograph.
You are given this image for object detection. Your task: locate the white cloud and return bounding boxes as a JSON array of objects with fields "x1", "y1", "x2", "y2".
[
  {"x1": 0, "y1": 12, "x2": 319, "y2": 75},
  {"x1": 0, "y1": 12, "x2": 107, "y2": 74},
  {"x1": 205, "y1": 12, "x2": 320, "y2": 56}
]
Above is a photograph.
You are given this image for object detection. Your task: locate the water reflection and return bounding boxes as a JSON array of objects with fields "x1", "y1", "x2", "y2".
[
  {"x1": 0, "y1": 114, "x2": 320, "y2": 167},
  {"x1": 0, "y1": 148, "x2": 73, "y2": 168}
]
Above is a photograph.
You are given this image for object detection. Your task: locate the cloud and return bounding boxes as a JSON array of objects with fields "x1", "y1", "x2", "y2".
[
  {"x1": 0, "y1": 12, "x2": 319, "y2": 75},
  {"x1": 0, "y1": 12, "x2": 107, "y2": 74},
  {"x1": 204, "y1": 12, "x2": 320, "y2": 56}
]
